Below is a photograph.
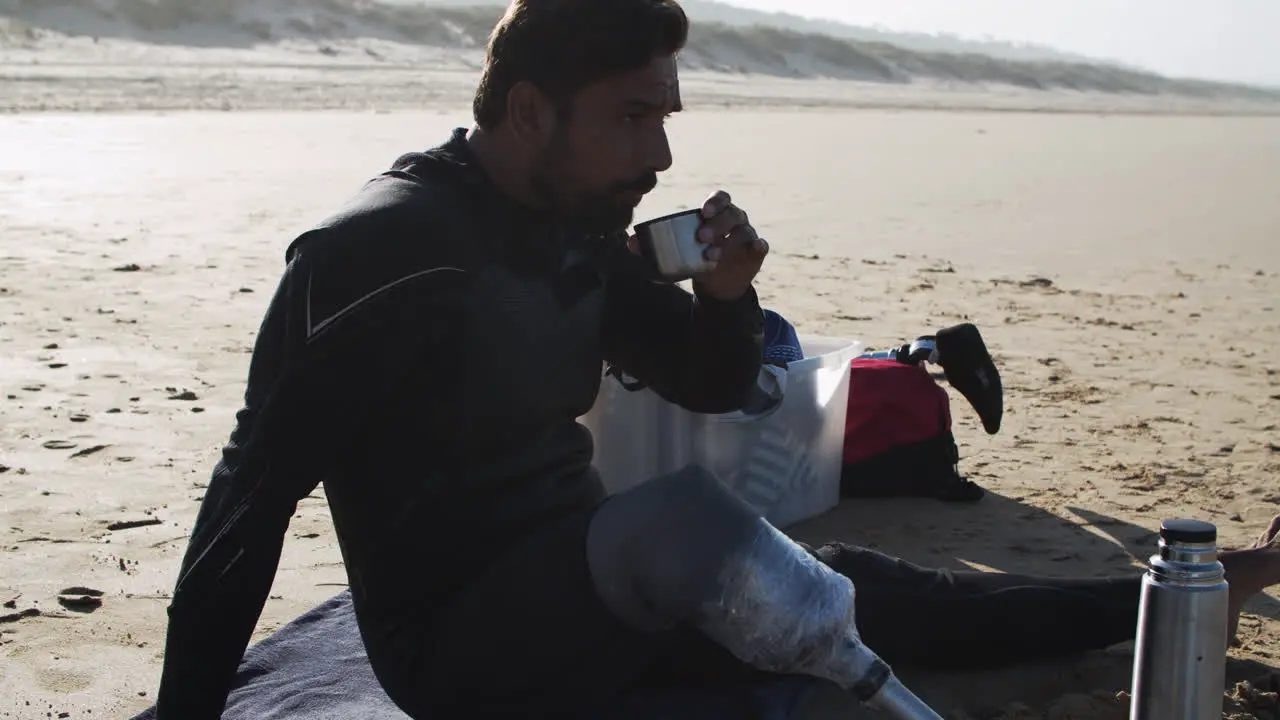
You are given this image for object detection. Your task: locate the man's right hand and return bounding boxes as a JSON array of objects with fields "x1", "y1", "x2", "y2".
[{"x1": 690, "y1": 189, "x2": 769, "y2": 302}]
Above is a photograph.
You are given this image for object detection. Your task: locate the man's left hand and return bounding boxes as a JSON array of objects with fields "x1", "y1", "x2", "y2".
[{"x1": 692, "y1": 190, "x2": 768, "y2": 301}]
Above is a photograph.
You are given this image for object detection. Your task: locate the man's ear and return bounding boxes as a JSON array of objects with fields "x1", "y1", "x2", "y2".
[{"x1": 506, "y1": 81, "x2": 558, "y2": 149}]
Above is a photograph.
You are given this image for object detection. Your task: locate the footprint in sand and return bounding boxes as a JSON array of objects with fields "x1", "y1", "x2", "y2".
[{"x1": 34, "y1": 666, "x2": 94, "y2": 695}]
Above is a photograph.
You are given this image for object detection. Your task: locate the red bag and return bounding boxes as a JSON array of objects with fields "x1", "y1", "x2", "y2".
[{"x1": 841, "y1": 358, "x2": 984, "y2": 502}]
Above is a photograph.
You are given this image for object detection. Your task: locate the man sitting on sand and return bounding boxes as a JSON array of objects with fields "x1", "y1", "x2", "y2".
[{"x1": 151, "y1": 1, "x2": 1280, "y2": 718}]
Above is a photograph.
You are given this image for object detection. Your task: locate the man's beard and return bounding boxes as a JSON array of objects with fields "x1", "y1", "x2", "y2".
[{"x1": 531, "y1": 151, "x2": 657, "y2": 234}]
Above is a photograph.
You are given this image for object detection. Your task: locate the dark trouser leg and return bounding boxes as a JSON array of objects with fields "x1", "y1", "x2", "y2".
[
  {"x1": 381, "y1": 466, "x2": 1142, "y2": 717},
  {"x1": 811, "y1": 543, "x2": 1142, "y2": 669},
  {"x1": 379, "y1": 465, "x2": 889, "y2": 718},
  {"x1": 371, "y1": 502, "x2": 679, "y2": 719},
  {"x1": 589, "y1": 466, "x2": 1142, "y2": 676}
]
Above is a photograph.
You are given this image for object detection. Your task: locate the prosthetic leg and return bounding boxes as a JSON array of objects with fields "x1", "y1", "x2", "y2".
[
  {"x1": 698, "y1": 519, "x2": 941, "y2": 719},
  {"x1": 588, "y1": 467, "x2": 942, "y2": 719}
]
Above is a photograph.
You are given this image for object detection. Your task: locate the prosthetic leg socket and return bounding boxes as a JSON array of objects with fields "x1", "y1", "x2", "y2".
[{"x1": 697, "y1": 520, "x2": 943, "y2": 719}]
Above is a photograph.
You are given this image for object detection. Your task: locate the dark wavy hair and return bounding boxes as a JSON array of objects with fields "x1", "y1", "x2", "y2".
[{"x1": 472, "y1": 0, "x2": 689, "y2": 130}]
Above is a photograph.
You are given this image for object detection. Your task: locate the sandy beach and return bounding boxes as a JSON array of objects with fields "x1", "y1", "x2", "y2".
[{"x1": 2, "y1": 19, "x2": 1280, "y2": 718}]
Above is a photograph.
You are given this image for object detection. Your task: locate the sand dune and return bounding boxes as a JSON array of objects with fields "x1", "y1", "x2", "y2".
[
  {"x1": 3, "y1": 0, "x2": 1279, "y2": 106},
  {"x1": 409, "y1": 0, "x2": 1112, "y2": 65}
]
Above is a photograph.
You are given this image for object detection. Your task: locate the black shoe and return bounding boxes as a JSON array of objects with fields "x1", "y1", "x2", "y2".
[{"x1": 935, "y1": 323, "x2": 1003, "y2": 435}]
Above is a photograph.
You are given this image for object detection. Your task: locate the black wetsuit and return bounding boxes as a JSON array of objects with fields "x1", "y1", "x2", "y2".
[
  {"x1": 153, "y1": 128, "x2": 765, "y2": 718},
  {"x1": 154, "y1": 128, "x2": 1143, "y2": 719}
]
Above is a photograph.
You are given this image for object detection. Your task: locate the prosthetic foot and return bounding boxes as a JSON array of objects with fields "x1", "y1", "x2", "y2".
[{"x1": 697, "y1": 520, "x2": 942, "y2": 719}]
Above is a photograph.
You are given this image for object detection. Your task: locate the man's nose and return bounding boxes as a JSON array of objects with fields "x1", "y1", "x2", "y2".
[{"x1": 645, "y1": 127, "x2": 673, "y2": 173}]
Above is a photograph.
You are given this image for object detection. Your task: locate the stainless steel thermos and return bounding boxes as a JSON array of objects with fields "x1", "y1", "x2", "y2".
[{"x1": 1129, "y1": 518, "x2": 1230, "y2": 720}]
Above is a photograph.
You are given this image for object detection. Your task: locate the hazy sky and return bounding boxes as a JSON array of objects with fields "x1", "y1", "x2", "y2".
[{"x1": 721, "y1": 0, "x2": 1280, "y2": 87}]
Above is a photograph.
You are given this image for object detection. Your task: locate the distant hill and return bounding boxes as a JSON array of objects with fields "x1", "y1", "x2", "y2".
[
  {"x1": 2, "y1": 0, "x2": 1278, "y2": 102},
  {"x1": 684, "y1": 0, "x2": 1099, "y2": 63},
  {"x1": 394, "y1": 0, "x2": 1110, "y2": 66}
]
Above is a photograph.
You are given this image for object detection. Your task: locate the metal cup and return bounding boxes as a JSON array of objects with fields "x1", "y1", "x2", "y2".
[{"x1": 632, "y1": 209, "x2": 715, "y2": 281}]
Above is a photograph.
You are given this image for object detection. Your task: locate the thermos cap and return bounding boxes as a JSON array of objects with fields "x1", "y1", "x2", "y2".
[{"x1": 1160, "y1": 518, "x2": 1217, "y2": 544}]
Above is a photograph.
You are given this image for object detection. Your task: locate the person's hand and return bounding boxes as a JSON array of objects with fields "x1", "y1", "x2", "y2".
[{"x1": 692, "y1": 190, "x2": 769, "y2": 301}]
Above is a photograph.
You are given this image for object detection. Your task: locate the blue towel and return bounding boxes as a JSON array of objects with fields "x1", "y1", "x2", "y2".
[
  {"x1": 763, "y1": 309, "x2": 804, "y2": 364},
  {"x1": 130, "y1": 589, "x2": 819, "y2": 719}
]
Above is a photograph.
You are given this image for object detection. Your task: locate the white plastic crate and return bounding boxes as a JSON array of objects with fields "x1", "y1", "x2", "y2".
[{"x1": 580, "y1": 336, "x2": 864, "y2": 528}]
